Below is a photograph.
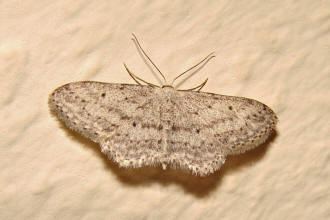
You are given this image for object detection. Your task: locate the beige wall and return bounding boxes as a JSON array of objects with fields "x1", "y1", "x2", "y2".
[{"x1": 1, "y1": 1, "x2": 329, "y2": 219}]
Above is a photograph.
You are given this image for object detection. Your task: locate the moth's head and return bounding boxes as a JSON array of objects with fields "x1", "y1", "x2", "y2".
[{"x1": 161, "y1": 85, "x2": 174, "y2": 89}]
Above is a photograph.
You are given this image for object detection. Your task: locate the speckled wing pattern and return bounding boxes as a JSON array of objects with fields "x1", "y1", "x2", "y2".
[{"x1": 49, "y1": 81, "x2": 277, "y2": 176}]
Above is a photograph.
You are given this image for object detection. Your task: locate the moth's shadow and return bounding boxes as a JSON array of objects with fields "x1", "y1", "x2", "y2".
[{"x1": 57, "y1": 118, "x2": 277, "y2": 198}]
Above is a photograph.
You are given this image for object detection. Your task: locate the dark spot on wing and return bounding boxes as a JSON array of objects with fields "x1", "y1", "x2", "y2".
[{"x1": 101, "y1": 93, "x2": 106, "y2": 97}]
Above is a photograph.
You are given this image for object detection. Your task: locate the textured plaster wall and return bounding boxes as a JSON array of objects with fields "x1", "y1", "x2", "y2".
[{"x1": 1, "y1": 1, "x2": 329, "y2": 219}]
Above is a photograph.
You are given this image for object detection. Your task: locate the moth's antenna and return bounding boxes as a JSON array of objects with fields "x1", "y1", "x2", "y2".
[
  {"x1": 172, "y1": 52, "x2": 215, "y2": 86},
  {"x1": 124, "y1": 63, "x2": 160, "y2": 87},
  {"x1": 195, "y1": 78, "x2": 208, "y2": 92},
  {"x1": 123, "y1": 63, "x2": 142, "y2": 85},
  {"x1": 131, "y1": 33, "x2": 166, "y2": 83},
  {"x1": 178, "y1": 78, "x2": 208, "y2": 92}
]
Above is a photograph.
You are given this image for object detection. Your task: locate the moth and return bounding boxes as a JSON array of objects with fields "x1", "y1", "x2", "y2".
[{"x1": 49, "y1": 34, "x2": 277, "y2": 176}]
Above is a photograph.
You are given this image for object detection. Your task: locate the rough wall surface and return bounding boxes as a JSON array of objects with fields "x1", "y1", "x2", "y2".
[{"x1": 1, "y1": 1, "x2": 329, "y2": 219}]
